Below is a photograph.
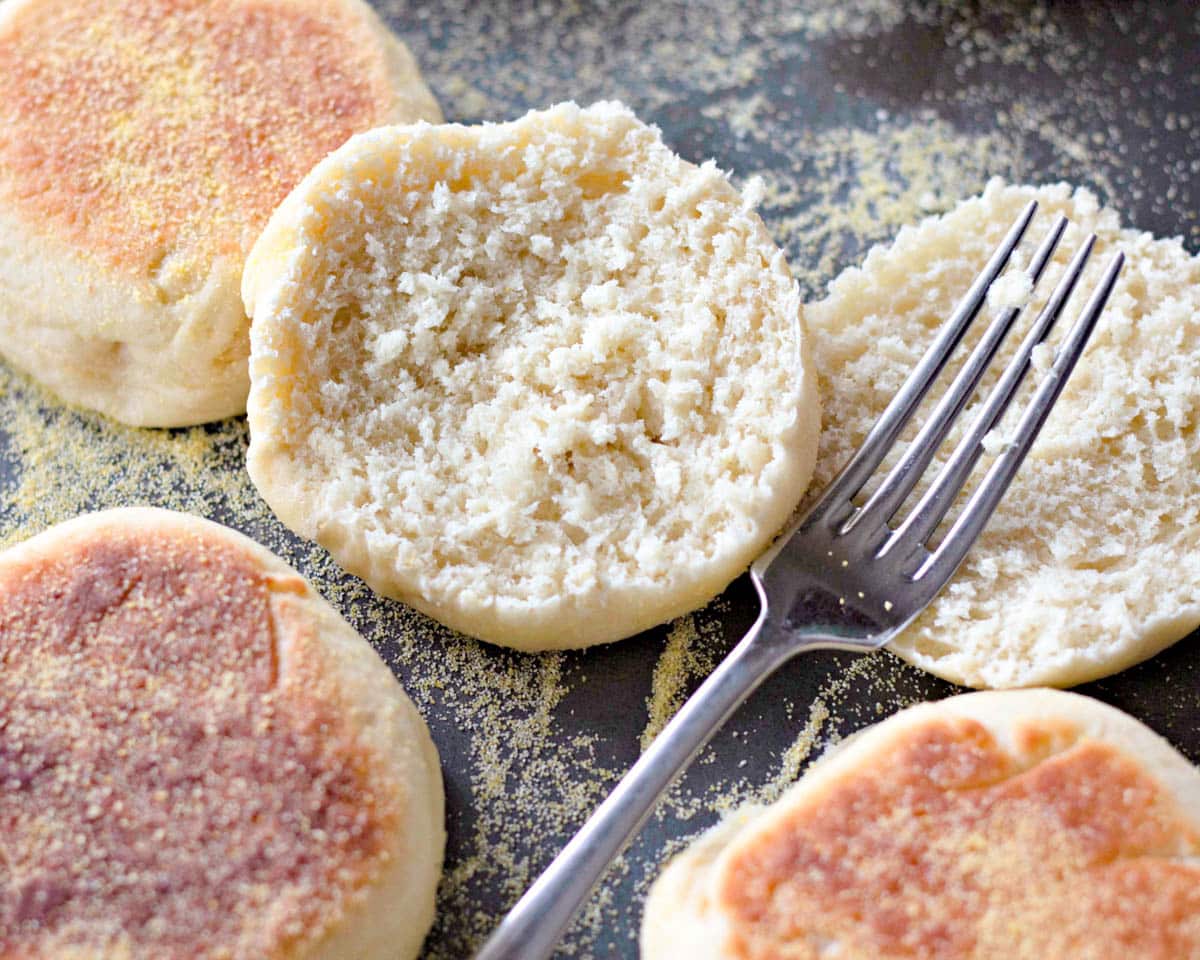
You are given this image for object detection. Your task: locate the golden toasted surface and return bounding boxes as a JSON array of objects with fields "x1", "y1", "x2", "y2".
[
  {"x1": 0, "y1": 524, "x2": 400, "y2": 959},
  {"x1": 719, "y1": 716, "x2": 1200, "y2": 960},
  {"x1": 0, "y1": 0, "x2": 399, "y2": 287}
]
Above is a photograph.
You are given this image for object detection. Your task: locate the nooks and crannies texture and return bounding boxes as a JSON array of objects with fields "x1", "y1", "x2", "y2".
[
  {"x1": 244, "y1": 101, "x2": 820, "y2": 651},
  {"x1": 808, "y1": 178, "x2": 1200, "y2": 689}
]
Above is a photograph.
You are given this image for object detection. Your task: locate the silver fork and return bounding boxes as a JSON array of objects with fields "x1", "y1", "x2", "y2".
[{"x1": 475, "y1": 200, "x2": 1125, "y2": 960}]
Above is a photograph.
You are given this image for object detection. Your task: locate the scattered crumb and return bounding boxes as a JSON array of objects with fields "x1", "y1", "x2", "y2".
[{"x1": 987, "y1": 268, "x2": 1034, "y2": 311}]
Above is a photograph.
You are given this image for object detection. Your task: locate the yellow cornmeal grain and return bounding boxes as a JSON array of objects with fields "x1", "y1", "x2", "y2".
[
  {"x1": 748, "y1": 120, "x2": 1010, "y2": 295},
  {"x1": 640, "y1": 614, "x2": 724, "y2": 751},
  {"x1": 762, "y1": 698, "x2": 831, "y2": 803}
]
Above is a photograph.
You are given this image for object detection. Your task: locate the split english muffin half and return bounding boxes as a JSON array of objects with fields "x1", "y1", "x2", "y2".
[
  {"x1": 243, "y1": 101, "x2": 821, "y2": 652},
  {"x1": 808, "y1": 179, "x2": 1200, "y2": 688}
]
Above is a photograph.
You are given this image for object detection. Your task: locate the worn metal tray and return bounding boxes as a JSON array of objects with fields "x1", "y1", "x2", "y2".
[{"x1": 1, "y1": 1, "x2": 1198, "y2": 957}]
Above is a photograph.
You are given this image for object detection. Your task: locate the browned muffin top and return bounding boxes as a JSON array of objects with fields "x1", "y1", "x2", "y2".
[
  {"x1": 719, "y1": 716, "x2": 1200, "y2": 960},
  {"x1": 0, "y1": 522, "x2": 401, "y2": 959},
  {"x1": 0, "y1": 0, "x2": 397, "y2": 288}
]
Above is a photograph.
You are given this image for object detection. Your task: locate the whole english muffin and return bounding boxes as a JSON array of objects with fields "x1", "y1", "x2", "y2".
[
  {"x1": 642, "y1": 689, "x2": 1200, "y2": 960},
  {"x1": 808, "y1": 179, "x2": 1200, "y2": 689},
  {"x1": 242, "y1": 101, "x2": 821, "y2": 652},
  {"x1": 0, "y1": 508, "x2": 444, "y2": 960},
  {"x1": 0, "y1": 0, "x2": 440, "y2": 427}
]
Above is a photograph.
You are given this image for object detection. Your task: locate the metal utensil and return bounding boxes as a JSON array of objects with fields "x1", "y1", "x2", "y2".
[{"x1": 475, "y1": 199, "x2": 1125, "y2": 960}]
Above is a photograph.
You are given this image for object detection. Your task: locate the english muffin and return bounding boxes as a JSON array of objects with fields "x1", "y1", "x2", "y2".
[
  {"x1": 807, "y1": 179, "x2": 1200, "y2": 688},
  {"x1": 242, "y1": 101, "x2": 820, "y2": 651},
  {"x1": 0, "y1": 0, "x2": 440, "y2": 427},
  {"x1": 643, "y1": 689, "x2": 1200, "y2": 960},
  {"x1": 0, "y1": 508, "x2": 444, "y2": 960}
]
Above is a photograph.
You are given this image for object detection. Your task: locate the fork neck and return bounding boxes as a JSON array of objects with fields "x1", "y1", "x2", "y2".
[{"x1": 749, "y1": 566, "x2": 894, "y2": 656}]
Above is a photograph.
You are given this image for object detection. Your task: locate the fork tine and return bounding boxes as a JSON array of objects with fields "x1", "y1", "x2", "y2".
[
  {"x1": 915, "y1": 250, "x2": 1125, "y2": 585},
  {"x1": 805, "y1": 199, "x2": 1039, "y2": 527},
  {"x1": 845, "y1": 214, "x2": 1069, "y2": 537},
  {"x1": 882, "y1": 230, "x2": 1096, "y2": 556}
]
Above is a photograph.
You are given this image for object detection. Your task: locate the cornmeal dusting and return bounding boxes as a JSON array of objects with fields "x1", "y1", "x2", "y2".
[
  {"x1": 0, "y1": 0, "x2": 393, "y2": 287},
  {"x1": 721, "y1": 718, "x2": 1200, "y2": 959},
  {"x1": 640, "y1": 614, "x2": 723, "y2": 751},
  {"x1": 0, "y1": 523, "x2": 398, "y2": 958}
]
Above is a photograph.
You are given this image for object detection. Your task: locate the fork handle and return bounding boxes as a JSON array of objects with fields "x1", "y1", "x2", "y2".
[{"x1": 474, "y1": 609, "x2": 806, "y2": 960}]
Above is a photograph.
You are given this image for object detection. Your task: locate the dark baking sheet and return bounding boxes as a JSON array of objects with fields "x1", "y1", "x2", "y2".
[{"x1": 2, "y1": 1, "x2": 1199, "y2": 957}]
